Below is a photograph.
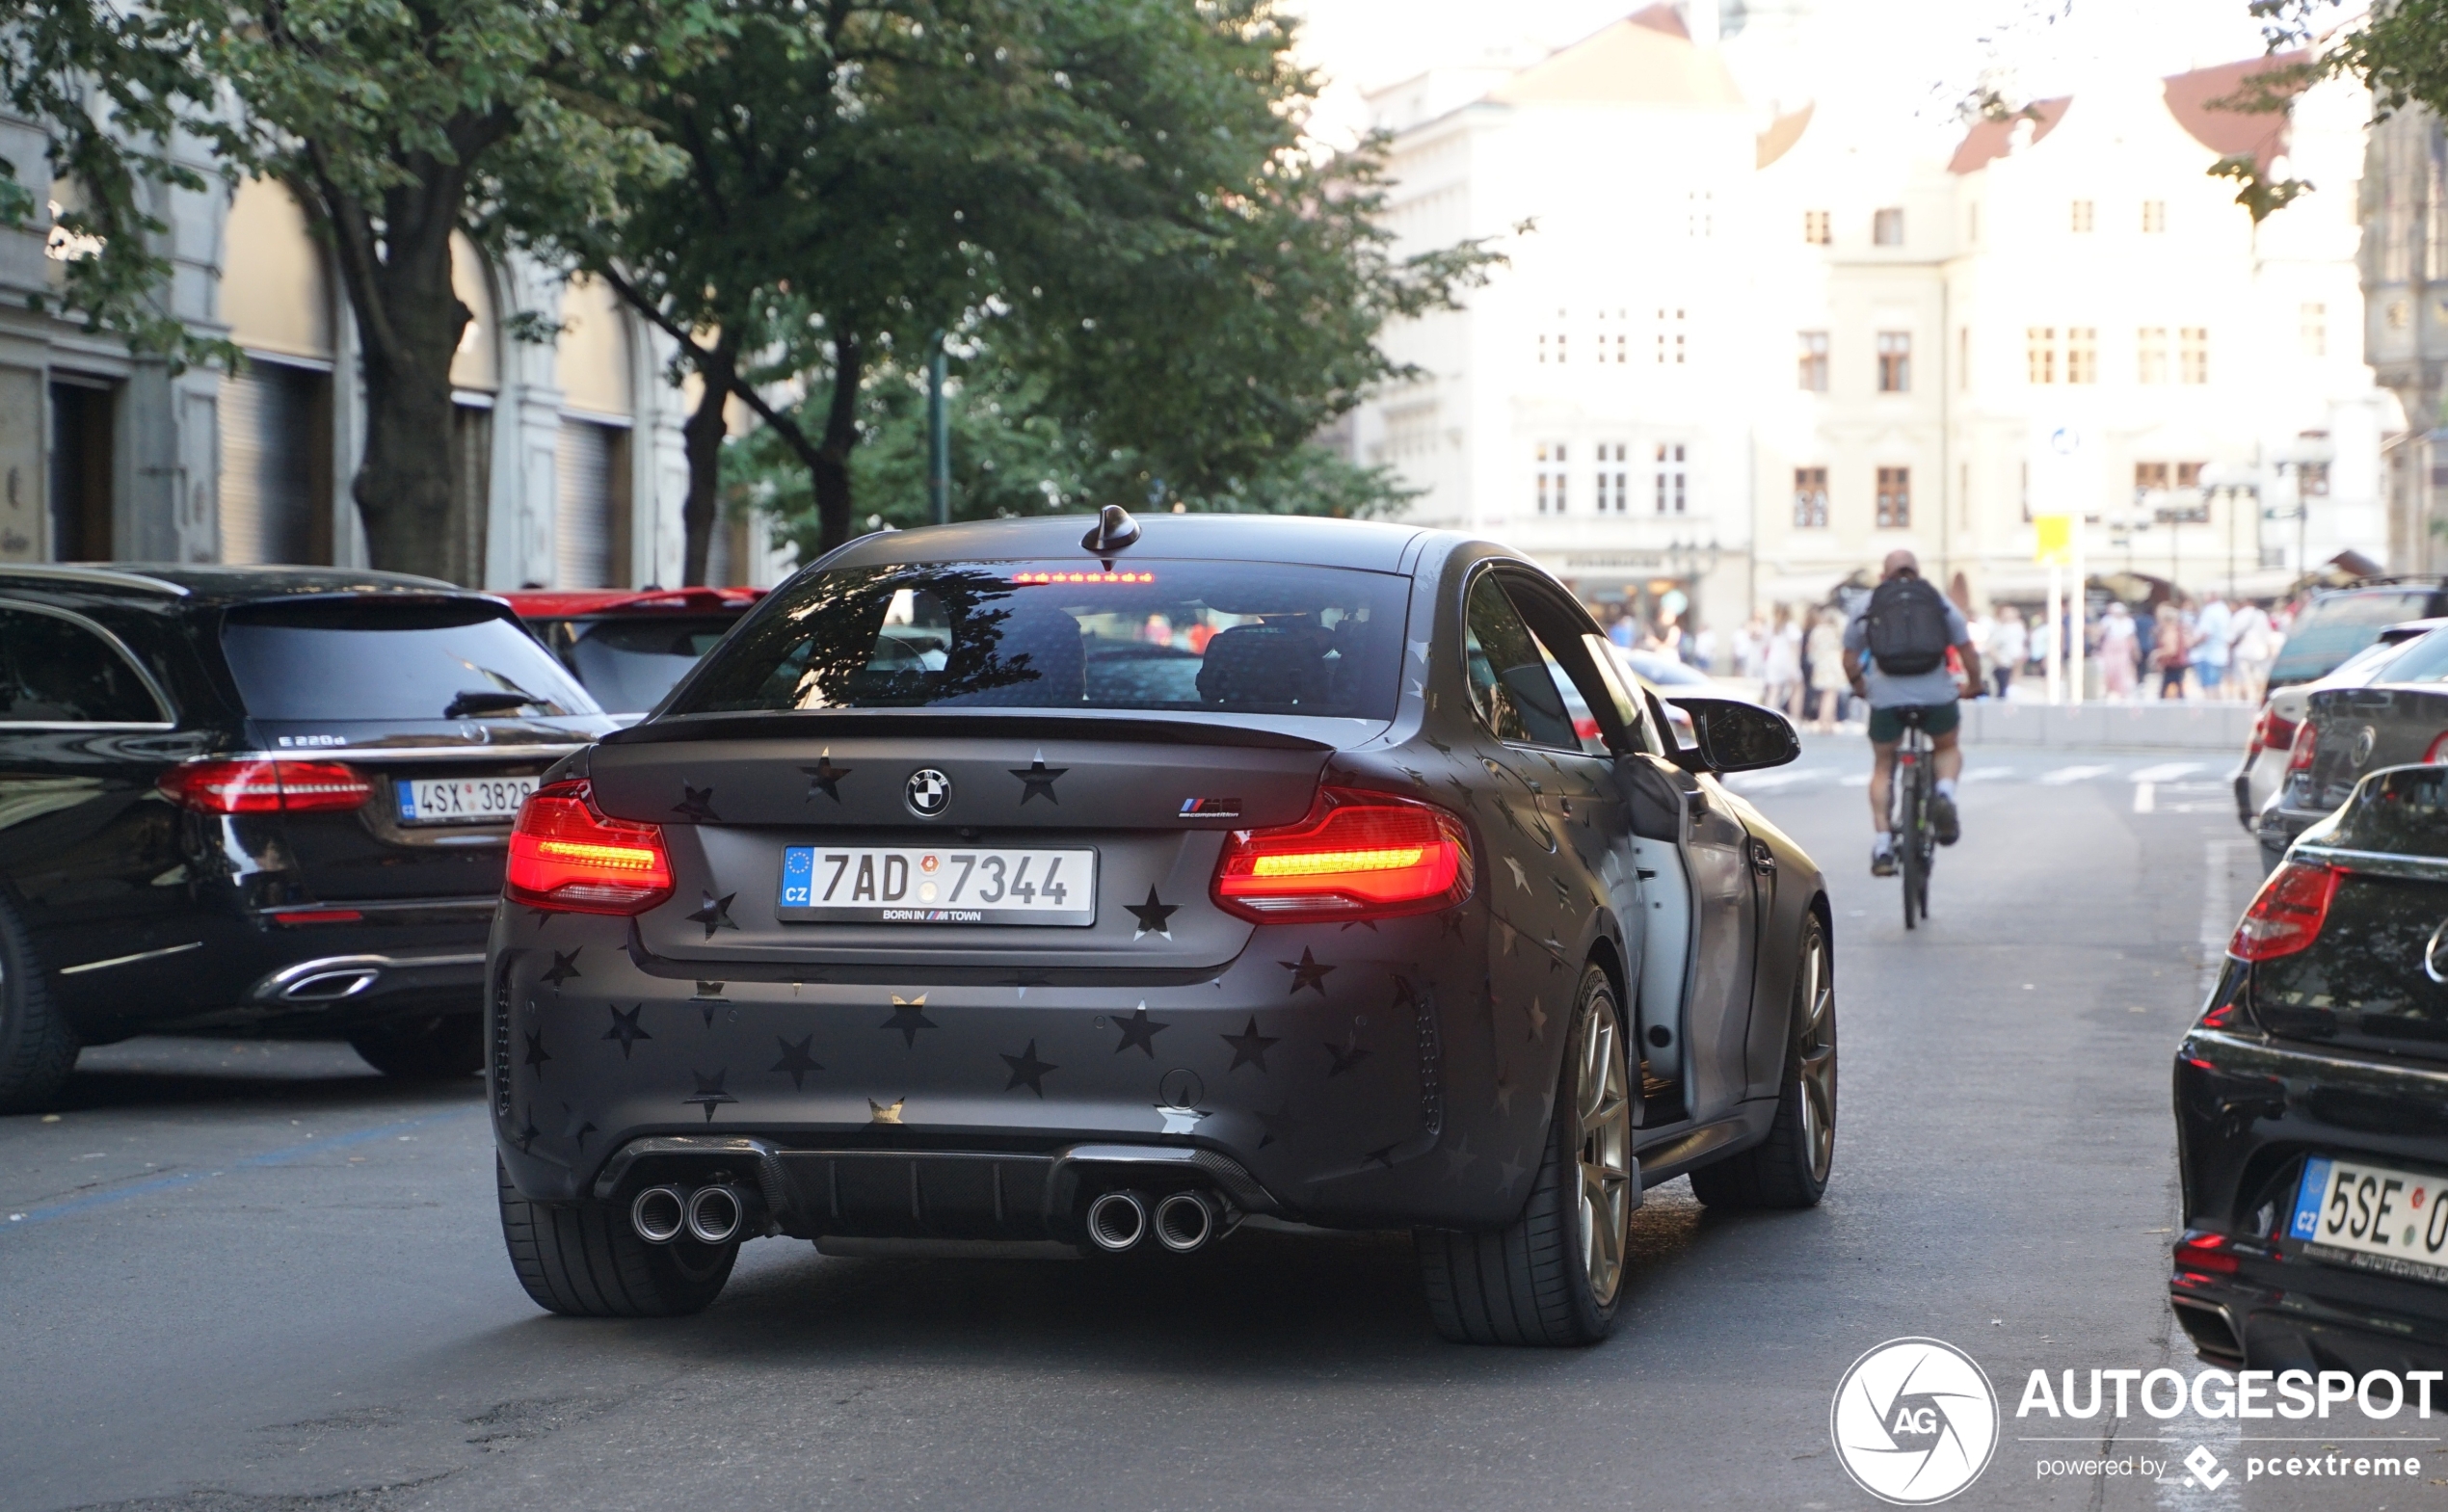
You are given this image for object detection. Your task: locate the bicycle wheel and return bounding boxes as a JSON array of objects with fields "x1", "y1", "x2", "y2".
[{"x1": 1897, "y1": 758, "x2": 1924, "y2": 931}]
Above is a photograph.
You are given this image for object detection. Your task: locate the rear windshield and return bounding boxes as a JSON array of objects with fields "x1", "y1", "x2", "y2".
[
  {"x1": 2271, "y1": 590, "x2": 2439, "y2": 685},
  {"x1": 2251, "y1": 873, "x2": 2448, "y2": 1058},
  {"x1": 222, "y1": 600, "x2": 599, "y2": 721},
  {"x1": 546, "y1": 617, "x2": 735, "y2": 713},
  {"x1": 2358, "y1": 625, "x2": 2448, "y2": 685},
  {"x1": 670, "y1": 560, "x2": 1408, "y2": 719}
]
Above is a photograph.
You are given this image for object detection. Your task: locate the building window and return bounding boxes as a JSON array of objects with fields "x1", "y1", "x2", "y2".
[
  {"x1": 2137, "y1": 326, "x2": 2168, "y2": 384},
  {"x1": 2134, "y1": 461, "x2": 2169, "y2": 494},
  {"x1": 1535, "y1": 441, "x2": 1568, "y2": 514},
  {"x1": 2180, "y1": 326, "x2": 2208, "y2": 384},
  {"x1": 1798, "y1": 331, "x2": 1828, "y2": 391},
  {"x1": 2027, "y1": 327, "x2": 2056, "y2": 385},
  {"x1": 1595, "y1": 442, "x2": 1630, "y2": 512},
  {"x1": 2301, "y1": 303, "x2": 2327, "y2": 357},
  {"x1": 1873, "y1": 207, "x2": 1904, "y2": 246},
  {"x1": 2302, "y1": 460, "x2": 2330, "y2": 496},
  {"x1": 1688, "y1": 190, "x2": 1714, "y2": 239},
  {"x1": 2070, "y1": 199, "x2": 2094, "y2": 233},
  {"x1": 2065, "y1": 327, "x2": 2097, "y2": 384},
  {"x1": 1803, "y1": 209, "x2": 1831, "y2": 245},
  {"x1": 1537, "y1": 324, "x2": 1567, "y2": 364},
  {"x1": 2176, "y1": 461, "x2": 2204, "y2": 490},
  {"x1": 1655, "y1": 307, "x2": 1687, "y2": 365},
  {"x1": 2142, "y1": 199, "x2": 2167, "y2": 233},
  {"x1": 1876, "y1": 331, "x2": 1911, "y2": 392},
  {"x1": 1793, "y1": 467, "x2": 1828, "y2": 528},
  {"x1": 1653, "y1": 443, "x2": 1688, "y2": 515},
  {"x1": 1876, "y1": 466, "x2": 1911, "y2": 529}
]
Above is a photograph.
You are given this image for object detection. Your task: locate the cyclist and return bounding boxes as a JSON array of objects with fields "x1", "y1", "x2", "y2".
[{"x1": 1843, "y1": 549, "x2": 1982, "y2": 877}]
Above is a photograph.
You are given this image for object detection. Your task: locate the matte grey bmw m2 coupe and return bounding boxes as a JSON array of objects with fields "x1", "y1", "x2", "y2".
[{"x1": 488, "y1": 509, "x2": 1834, "y2": 1345}]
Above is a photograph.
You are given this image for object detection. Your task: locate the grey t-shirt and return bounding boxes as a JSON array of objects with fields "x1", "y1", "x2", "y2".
[{"x1": 1843, "y1": 594, "x2": 1971, "y2": 709}]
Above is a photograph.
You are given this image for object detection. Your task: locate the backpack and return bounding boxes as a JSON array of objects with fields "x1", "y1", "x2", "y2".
[{"x1": 1863, "y1": 574, "x2": 1953, "y2": 676}]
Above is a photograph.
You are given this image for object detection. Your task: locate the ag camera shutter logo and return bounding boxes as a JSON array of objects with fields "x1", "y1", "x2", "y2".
[{"x1": 1830, "y1": 1338, "x2": 1999, "y2": 1504}]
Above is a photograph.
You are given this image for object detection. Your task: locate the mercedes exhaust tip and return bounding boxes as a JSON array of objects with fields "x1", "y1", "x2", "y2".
[
  {"x1": 1085, "y1": 1190, "x2": 1149, "y2": 1253},
  {"x1": 684, "y1": 1183, "x2": 746, "y2": 1245},
  {"x1": 631, "y1": 1185, "x2": 686, "y2": 1244},
  {"x1": 1153, "y1": 1191, "x2": 1215, "y2": 1254}
]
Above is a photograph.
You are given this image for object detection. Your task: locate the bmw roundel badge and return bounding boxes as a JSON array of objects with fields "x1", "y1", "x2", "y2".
[{"x1": 905, "y1": 768, "x2": 953, "y2": 818}]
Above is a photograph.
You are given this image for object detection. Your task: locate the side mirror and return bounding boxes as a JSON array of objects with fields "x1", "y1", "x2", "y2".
[{"x1": 1662, "y1": 697, "x2": 1801, "y2": 774}]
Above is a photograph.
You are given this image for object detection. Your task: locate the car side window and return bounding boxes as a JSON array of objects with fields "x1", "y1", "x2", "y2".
[
  {"x1": 0, "y1": 606, "x2": 165, "y2": 725},
  {"x1": 1462, "y1": 572, "x2": 1581, "y2": 749}
]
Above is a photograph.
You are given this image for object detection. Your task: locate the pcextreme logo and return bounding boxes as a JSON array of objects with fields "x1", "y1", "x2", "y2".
[{"x1": 1830, "y1": 1338, "x2": 2001, "y2": 1505}]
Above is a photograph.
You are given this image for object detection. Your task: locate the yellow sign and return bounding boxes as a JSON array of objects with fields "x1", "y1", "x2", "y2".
[{"x1": 2033, "y1": 513, "x2": 2073, "y2": 566}]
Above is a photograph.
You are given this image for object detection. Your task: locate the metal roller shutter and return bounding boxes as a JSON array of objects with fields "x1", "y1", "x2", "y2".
[
  {"x1": 219, "y1": 362, "x2": 321, "y2": 565},
  {"x1": 555, "y1": 419, "x2": 618, "y2": 588}
]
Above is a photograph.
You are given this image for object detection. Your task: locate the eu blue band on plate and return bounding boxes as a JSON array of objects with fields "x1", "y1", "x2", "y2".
[{"x1": 2291, "y1": 1156, "x2": 2332, "y2": 1241}]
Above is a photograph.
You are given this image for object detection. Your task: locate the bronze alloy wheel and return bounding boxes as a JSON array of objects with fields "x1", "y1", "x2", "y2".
[
  {"x1": 1795, "y1": 928, "x2": 1837, "y2": 1185},
  {"x1": 1575, "y1": 990, "x2": 1635, "y2": 1308}
]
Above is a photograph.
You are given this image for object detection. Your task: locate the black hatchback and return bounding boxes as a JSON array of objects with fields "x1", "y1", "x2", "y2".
[
  {"x1": 2176, "y1": 762, "x2": 2448, "y2": 1371},
  {"x1": 0, "y1": 565, "x2": 615, "y2": 1109}
]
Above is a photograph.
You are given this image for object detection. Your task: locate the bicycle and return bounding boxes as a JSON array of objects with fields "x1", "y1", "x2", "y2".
[{"x1": 1890, "y1": 707, "x2": 1935, "y2": 929}]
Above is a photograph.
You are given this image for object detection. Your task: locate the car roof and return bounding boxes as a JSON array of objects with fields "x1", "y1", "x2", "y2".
[
  {"x1": 0, "y1": 562, "x2": 466, "y2": 606},
  {"x1": 503, "y1": 587, "x2": 767, "y2": 619},
  {"x1": 816, "y1": 513, "x2": 1426, "y2": 573}
]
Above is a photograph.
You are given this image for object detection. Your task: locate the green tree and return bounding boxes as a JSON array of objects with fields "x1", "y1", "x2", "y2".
[
  {"x1": 0, "y1": 0, "x2": 682, "y2": 578},
  {"x1": 599, "y1": 0, "x2": 1490, "y2": 566}
]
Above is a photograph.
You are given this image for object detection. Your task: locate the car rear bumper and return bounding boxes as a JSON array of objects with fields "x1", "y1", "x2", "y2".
[{"x1": 2171, "y1": 1026, "x2": 2448, "y2": 1370}]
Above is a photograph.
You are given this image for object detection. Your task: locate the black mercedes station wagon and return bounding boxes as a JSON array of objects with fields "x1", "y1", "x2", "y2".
[
  {"x1": 2176, "y1": 762, "x2": 2448, "y2": 1371},
  {"x1": 489, "y1": 511, "x2": 1833, "y2": 1345},
  {"x1": 0, "y1": 566, "x2": 614, "y2": 1109}
]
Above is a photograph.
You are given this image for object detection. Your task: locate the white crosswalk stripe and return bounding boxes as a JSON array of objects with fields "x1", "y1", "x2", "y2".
[
  {"x1": 2037, "y1": 764, "x2": 2114, "y2": 785},
  {"x1": 2127, "y1": 761, "x2": 2205, "y2": 783}
]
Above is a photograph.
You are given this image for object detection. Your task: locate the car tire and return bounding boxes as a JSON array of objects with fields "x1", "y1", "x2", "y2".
[
  {"x1": 0, "y1": 895, "x2": 79, "y2": 1113},
  {"x1": 1690, "y1": 917, "x2": 1835, "y2": 1210},
  {"x1": 348, "y1": 1013, "x2": 483, "y2": 1079},
  {"x1": 494, "y1": 1157, "x2": 736, "y2": 1316},
  {"x1": 1416, "y1": 963, "x2": 1635, "y2": 1347}
]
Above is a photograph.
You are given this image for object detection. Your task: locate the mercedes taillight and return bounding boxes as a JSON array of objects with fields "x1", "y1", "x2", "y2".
[{"x1": 157, "y1": 758, "x2": 373, "y2": 814}]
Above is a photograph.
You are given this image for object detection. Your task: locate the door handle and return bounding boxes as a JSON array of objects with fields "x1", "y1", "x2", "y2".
[{"x1": 1747, "y1": 837, "x2": 1777, "y2": 875}]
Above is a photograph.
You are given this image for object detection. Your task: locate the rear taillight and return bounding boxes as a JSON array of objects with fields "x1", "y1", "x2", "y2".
[
  {"x1": 1213, "y1": 786, "x2": 1472, "y2": 921},
  {"x1": 2251, "y1": 707, "x2": 2297, "y2": 757},
  {"x1": 506, "y1": 779, "x2": 674, "y2": 915},
  {"x1": 2284, "y1": 720, "x2": 2320, "y2": 773},
  {"x1": 2172, "y1": 1231, "x2": 2240, "y2": 1276},
  {"x1": 157, "y1": 759, "x2": 372, "y2": 814},
  {"x1": 2229, "y1": 861, "x2": 2341, "y2": 963}
]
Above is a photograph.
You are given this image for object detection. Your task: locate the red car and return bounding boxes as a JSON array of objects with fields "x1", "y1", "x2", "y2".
[{"x1": 502, "y1": 587, "x2": 766, "y2": 719}]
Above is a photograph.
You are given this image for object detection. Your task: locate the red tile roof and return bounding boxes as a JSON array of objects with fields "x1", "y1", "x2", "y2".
[
  {"x1": 1947, "y1": 97, "x2": 2070, "y2": 174},
  {"x1": 2162, "y1": 51, "x2": 2308, "y2": 172}
]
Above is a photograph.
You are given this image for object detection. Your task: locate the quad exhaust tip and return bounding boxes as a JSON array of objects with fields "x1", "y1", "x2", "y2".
[
  {"x1": 1153, "y1": 1191, "x2": 1214, "y2": 1254},
  {"x1": 685, "y1": 1184, "x2": 745, "y2": 1245},
  {"x1": 631, "y1": 1185, "x2": 686, "y2": 1244},
  {"x1": 1085, "y1": 1190, "x2": 1149, "y2": 1252}
]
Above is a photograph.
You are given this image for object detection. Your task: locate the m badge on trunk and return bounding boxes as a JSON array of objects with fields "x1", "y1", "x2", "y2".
[{"x1": 905, "y1": 768, "x2": 953, "y2": 818}]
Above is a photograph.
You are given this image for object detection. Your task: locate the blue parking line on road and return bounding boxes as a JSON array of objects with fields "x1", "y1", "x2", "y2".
[{"x1": 2, "y1": 1106, "x2": 485, "y2": 1232}]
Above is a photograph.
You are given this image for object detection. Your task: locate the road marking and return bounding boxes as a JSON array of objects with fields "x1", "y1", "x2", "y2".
[
  {"x1": 1, "y1": 1106, "x2": 482, "y2": 1232},
  {"x1": 2038, "y1": 764, "x2": 2113, "y2": 785},
  {"x1": 1723, "y1": 770, "x2": 1821, "y2": 791},
  {"x1": 1839, "y1": 773, "x2": 1871, "y2": 787},
  {"x1": 1959, "y1": 768, "x2": 2018, "y2": 783},
  {"x1": 2134, "y1": 783, "x2": 2156, "y2": 813},
  {"x1": 2129, "y1": 761, "x2": 2206, "y2": 783}
]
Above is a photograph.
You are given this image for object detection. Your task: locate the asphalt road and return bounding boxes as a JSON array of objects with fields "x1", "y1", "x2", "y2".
[{"x1": 3, "y1": 740, "x2": 2426, "y2": 1512}]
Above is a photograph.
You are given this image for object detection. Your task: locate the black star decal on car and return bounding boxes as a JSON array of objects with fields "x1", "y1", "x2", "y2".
[
  {"x1": 1000, "y1": 1040, "x2": 1059, "y2": 1097},
  {"x1": 1323, "y1": 1031, "x2": 1371, "y2": 1077},
  {"x1": 1125, "y1": 887, "x2": 1178, "y2": 941},
  {"x1": 1495, "y1": 1150, "x2": 1527, "y2": 1197},
  {"x1": 689, "y1": 891, "x2": 739, "y2": 941},
  {"x1": 1219, "y1": 1015, "x2": 1281, "y2": 1073},
  {"x1": 879, "y1": 995, "x2": 937, "y2": 1048},
  {"x1": 1108, "y1": 1002, "x2": 1170, "y2": 1057},
  {"x1": 802, "y1": 752, "x2": 854, "y2": 804},
  {"x1": 522, "y1": 1029, "x2": 551, "y2": 1075},
  {"x1": 1280, "y1": 947, "x2": 1333, "y2": 997},
  {"x1": 1491, "y1": 1062, "x2": 1516, "y2": 1115},
  {"x1": 559, "y1": 1101, "x2": 597, "y2": 1152},
  {"x1": 1253, "y1": 1099, "x2": 1299, "y2": 1149},
  {"x1": 770, "y1": 1034, "x2": 824, "y2": 1090},
  {"x1": 512, "y1": 1113, "x2": 541, "y2": 1153},
  {"x1": 673, "y1": 783, "x2": 720, "y2": 822},
  {"x1": 681, "y1": 1069, "x2": 736, "y2": 1123},
  {"x1": 1367, "y1": 1145, "x2": 1398, "y2": 1169},
  {"x1": 1442, "y1": 1134, "x2": 1477, "y2": 1176},
  {"x1": 540, "y1": 948, "x2": 581, "y2": 989},
  {"x1": 1439, "y1": 912, "x2": 1467, "y2": 940},
  {"x1": 523, "y1": 906, "x2": 556, "y2": 928},
  {"x1": 1525, "y1": 996, "x2": 1548, "y2": 1042},
  {"x1": 601, "y1": 1003, "x2": 652, "y2": 1059},
  {"x1": 1390, "y1": 975, "x2": 1423, "y2": 1018},
  {"x1": 1009, "y1": 752, "x2": 1068, "y2": 805}
]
